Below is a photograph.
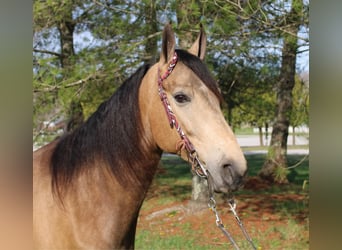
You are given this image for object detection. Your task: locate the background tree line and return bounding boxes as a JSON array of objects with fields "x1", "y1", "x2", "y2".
[{"x1": 33, "y1": 0, "x2": 309, "y2": 199}]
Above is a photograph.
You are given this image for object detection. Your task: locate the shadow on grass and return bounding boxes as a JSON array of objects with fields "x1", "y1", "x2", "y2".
[
  {"x1": 146, "y1": 156, "x2": 192, "y2": 201},
  {"x1": 158, "y1": 156, "x2": 192, "y2": 179},
  {"x1": 153, "y1": 153, "x2": 309, "y2": 220}
]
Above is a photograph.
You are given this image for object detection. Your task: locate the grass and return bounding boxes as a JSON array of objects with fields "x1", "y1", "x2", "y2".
[
  {"x1": 136, "y1": 152, "x2": 309, "y2": 249},
  {"x1": 135, "y1": 230, "x2": 198, "y2": 250},
  {"x1": 268, "y1": 219, "x2": 309, "y2": 250}
]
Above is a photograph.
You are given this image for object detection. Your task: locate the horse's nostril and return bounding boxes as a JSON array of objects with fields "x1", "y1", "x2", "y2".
[
  {"x1": 222, "y1": 163, "x2": 232, "y2": 169},
  {"x1": 223, "y1": 163, "x2": 245, "y2": 179}
]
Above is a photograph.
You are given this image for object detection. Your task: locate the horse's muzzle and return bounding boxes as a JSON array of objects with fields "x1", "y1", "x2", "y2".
[
  {"x1": 223, "y1": 163, "x2": 248, "y2": 191},
  {"x1": 209, "y1": 162, "x2": 247, "y2": 193}
]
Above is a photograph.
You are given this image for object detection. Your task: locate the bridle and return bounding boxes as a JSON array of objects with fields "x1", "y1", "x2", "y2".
[
  {"x1": 157, "y1": 52, "x2": 208, "y2": 178},
  {"x1": 157, "y1": 51, "x2": 257, "y2": 250}
]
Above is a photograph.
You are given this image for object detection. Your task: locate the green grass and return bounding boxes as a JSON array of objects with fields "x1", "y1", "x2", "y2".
[
  {"x1": 136, "y1": 230, "x2": 227, "y2": 250},
  {"x1": 268, "y1": 219, "x2": 309, "y2": 250},
  {"x1": 136, "y1": 153, "x2": 309, "y2": 249},
  {"x1": 148, "y1": 157, "x2": 193, "y2": 205},
  {"x1": 135, "y1": 230, "x2": 196, "y2": 250},
  {"x1": 136, "y1": 222, "x2": 231, "y2": 250}
]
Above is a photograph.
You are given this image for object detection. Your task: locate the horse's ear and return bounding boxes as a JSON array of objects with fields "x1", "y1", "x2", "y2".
[
  {"x1": 188, "y1": 24, "x2": 207, "y2": 60},
  {"x1": 160, "y1": 23, "x2": 176, "y2": 64}
]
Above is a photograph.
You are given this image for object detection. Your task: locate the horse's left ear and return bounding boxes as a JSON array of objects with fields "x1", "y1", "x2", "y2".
[
  {"x1": 160, "y1": 23, "x2": 176, "y2": 64},
  {"x1": 188, "y1": 24, "x2": 207, "y2": 60}
]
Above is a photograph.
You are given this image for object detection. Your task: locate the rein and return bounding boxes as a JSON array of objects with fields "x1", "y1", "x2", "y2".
[{"x1": 157, "y1": 52, "x2": 257, "y2": 249}]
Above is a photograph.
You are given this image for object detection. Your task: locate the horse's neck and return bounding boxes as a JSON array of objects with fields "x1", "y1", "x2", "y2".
[
  {"x1": 39, "y1": 63, "x2": 164, "y2": 248},
  {"x1": 35, "y1": 140, "x2": 161, "y2": 249},
  {"x1": 63, "y1": 157, "x2": 160, "y2": 248}
]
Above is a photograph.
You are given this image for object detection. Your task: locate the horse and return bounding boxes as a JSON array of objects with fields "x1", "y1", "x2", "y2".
[{"x1": 33, "y1": 24, "x2": 247, "y2": 249}]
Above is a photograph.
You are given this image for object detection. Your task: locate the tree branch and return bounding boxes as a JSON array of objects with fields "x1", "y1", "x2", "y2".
[
  {"x1": 34, "y1": 74, "x2": 95, "y2": 93},
  {"x1": 33, "y1": 49, "x2": 62, "y2": 58},
  {"x1": 92, "y1": 0, "x2": 138, "y2": 15}
]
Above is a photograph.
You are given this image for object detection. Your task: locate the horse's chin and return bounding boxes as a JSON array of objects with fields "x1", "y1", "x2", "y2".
[
  {"x1": 215, "y1": 186, "x2": 230, "y2": 194},
  {"x1": 211, "y1": 178, "x2": 243, "y2": 194},
  {"x1": 214, "y1": 185, "x2": 237, "y2": 194}
]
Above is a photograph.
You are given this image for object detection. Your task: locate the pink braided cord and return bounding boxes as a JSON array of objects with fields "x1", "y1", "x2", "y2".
[{"x1": 157, "y1": 52, "x2": 195, "y2": 154}]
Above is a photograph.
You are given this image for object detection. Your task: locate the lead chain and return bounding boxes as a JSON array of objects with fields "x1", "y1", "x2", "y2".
[{"x1": 208, "y1": 196, "x2": 240, "y2": 250}]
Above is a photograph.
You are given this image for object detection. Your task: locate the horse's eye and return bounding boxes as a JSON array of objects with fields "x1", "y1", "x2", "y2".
[{"x1": 173, "y1": 93, "x2": 191, "y2": 104}]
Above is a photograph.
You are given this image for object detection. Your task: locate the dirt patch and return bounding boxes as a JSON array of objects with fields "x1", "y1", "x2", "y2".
[
  {"x1": 243, "y1": 176, "x2": 272, "y2": 190},
  {"x1": 137, "y1": 182, "x2": 309, "y2": 249}
]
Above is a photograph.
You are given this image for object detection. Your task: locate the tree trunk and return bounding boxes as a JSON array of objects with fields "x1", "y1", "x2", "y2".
[
  {"x1": 143, "y1": 0, "x2": 158, "y2": 64},
  {"x1": 259, "y1": 0, "x2": 303, "y2": 184},
  {"x1": 265, "y1": 122, "x2": 269, "y2": 146},
  {"x1": 58, "y1": 9, "x2": 84, "y2": 132},
  {"x1": 292, "y1": 126, "x2": 296, "y2": 145},
  {"x1": 66, "y1": 100, "x2": 84, "y2": 132},
  {"x1": 258, "y1": 126, "x2": 264, "y2": 146},
  {"x1": 58, "y1": 20, "x2": 75, "y2": 69}
]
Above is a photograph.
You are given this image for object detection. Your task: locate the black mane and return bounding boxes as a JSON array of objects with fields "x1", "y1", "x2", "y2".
[{"x1": 51, "y1": 64, "x2": 153, "y2": 198}]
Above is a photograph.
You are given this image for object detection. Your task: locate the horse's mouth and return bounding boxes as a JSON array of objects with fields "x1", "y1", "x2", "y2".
[{"x1": 207, "y1": 172, "x2": 244, "y2": 194}]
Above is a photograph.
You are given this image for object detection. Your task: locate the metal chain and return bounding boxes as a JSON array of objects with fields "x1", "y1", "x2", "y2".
[
  {"x1": 208, "y1": 197, "x2": 240, "y2": 250},
  {"x1": 228, "y1": 199, "x2": 257, "y2": 250},
  {"x1": 207, "y1": 174, "x2": 257, "y2": 250},
  {"x1": 189, "y1": 152, "x2": 208, "y2": 178}
]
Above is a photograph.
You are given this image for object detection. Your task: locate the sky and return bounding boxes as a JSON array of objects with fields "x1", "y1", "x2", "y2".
[
  {"x1": 72, "y1": 30, "x2": 309, "y2": 74},
  {"x1": 296, "y1": 47, "x2": 309, "y2": 72}
]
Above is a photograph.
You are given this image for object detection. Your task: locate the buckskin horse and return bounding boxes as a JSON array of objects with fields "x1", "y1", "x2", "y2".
[{"x1": 33, "y1": 24, "x2": 247, "y2": 249}]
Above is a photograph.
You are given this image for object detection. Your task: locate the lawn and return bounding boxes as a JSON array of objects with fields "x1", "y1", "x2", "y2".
[{"x1": 135, "y1": 153, "x2": 309, "y2": 249}]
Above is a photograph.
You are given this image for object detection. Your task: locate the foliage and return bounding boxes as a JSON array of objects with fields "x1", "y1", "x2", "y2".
[
  {"x1": 33, "y1": 0, "x2": 309, "y2": 157},
  {"x1": 290, "y1": 74, "x2": 309, "y2": 127},
  {"x1": 33, "y1": 0, "x2": 162, "y2": 143}
]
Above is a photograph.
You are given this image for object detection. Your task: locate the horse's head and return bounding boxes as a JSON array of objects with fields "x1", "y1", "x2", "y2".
[{"x1": 140, "y1": 24, "x2": 247, "y2": 193}]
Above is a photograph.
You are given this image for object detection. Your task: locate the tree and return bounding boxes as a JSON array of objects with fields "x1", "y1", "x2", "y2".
[
  {"x1": 213, "y1": 59, "x2": 277, "y2": 136},
  {"x1": 33, "y1": 0, "x2": 163, "y2": 146},
  {"x1": 259, "y1": 0, "x2": 307, "y2": 183},
  {"x1": 33, "y1": 0, "x2": 107, "y2": 140},
  {"x1": 194, "y1": 0, "x2": 308, "y2": 183},
  {"x1": 143, "y1": 0, "x2": 158, "y2": 64}
]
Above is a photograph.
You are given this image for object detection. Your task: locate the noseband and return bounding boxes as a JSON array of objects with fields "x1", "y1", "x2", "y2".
[{"x1": 157, "y1": 52, "x2": 208, "y2": 178}]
